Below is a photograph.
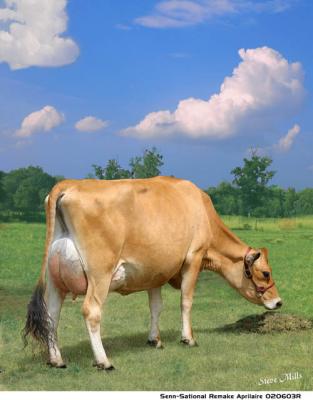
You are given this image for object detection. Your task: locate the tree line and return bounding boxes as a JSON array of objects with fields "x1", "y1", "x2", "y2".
[
  {"x1": 0, "y1": 147, "x2": 312, "y2": 221},
  {"x1": 206, "y1": 152, "x2": 313, "y2": 217}
]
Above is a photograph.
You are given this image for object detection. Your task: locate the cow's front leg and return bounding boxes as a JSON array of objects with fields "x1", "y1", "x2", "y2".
[
  {"x1": 180, "y1": 254, "x2": 202, "y2": 347},
  {"x1": 82, "y1": 273, "x2": 114, "y2": 371},
  {"x1": 147, "y1": 287, "x2": 163, "y2": 349},
  {"x1": 46, "y1": 271, "x2": 66, "y2": 367}
]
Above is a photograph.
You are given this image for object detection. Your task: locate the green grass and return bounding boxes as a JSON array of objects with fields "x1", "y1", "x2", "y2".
[
  {"x1": 1, "y1": 220, "x2": 313, "y2": 391},
  {"x1": 222, "y1": 215, "x2": 313, "y2": 232}
]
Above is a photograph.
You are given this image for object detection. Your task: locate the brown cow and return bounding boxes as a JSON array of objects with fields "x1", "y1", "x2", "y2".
[{"x1": 23, "y1": 176, "x2": 282, "y2": 370}]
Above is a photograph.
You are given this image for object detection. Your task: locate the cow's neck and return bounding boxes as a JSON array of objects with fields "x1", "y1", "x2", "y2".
[{"x1": 204, "y1": 214, "x2": 249, "y2": 290}]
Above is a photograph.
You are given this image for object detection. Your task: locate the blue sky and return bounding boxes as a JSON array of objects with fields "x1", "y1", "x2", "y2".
[{"x1": 0, "y1": 0, "x2": 312, "y2": 189}]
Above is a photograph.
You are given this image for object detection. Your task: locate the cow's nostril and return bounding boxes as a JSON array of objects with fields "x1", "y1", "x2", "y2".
[{"x1": 276, "y1": 301, "x2": 283, "y2": 308}]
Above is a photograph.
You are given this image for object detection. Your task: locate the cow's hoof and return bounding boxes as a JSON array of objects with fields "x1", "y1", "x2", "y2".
[
  {"x1": 47, "y1": 361, "x2": 67, "y2": 368},
  {"x1": 147, "y1": 339, "x2": 163, "y2": 349},
  {"x1": 180, "y1": 338, "x2": 198, "y2": 347},
  {"x1": 94, "y1": 363, "x2": 115, "y2": 372}
]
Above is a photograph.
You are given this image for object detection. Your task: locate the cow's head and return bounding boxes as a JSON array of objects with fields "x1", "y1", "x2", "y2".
[{"x1": 240, "y1": 247, "x2": 282, "y2": 310}]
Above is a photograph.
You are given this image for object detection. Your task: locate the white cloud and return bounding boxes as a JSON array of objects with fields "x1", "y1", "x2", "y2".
[
  {"x1": 275, "y1": 124, "x2": 300, "y2": 152},
  {"x1": 122, "y1": 47, "x2": 304, "y2": 139},
  {"x1": 16, "y1": 106, "x2": 65, "y2": 137},
  {"x1": 75, "y1": 116, "x2": 109, "y2": 132},
  {"x1": 135, "y1": 0, "x2": 294, "y2": 29},
  {"x1": 0, "y1": 0, "x2": 79, "y2": 69}
]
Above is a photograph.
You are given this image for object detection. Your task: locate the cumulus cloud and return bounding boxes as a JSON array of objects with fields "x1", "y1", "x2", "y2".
[
  {"x1": 0, "y1": 0, "x2": 79, "y2": 69},
  {"x1": 122, "y1": 47, "x2": 304, "y2": 139},
  {"x1": 275, "y1": 124, "x2": 300, "y2": 152},
  {"x1": 135, "y1": 0, "x2": 294, "y2": 29},
  {"x1": 16, "y1": 106, "x2": 65, "y2": 137},
  {"x1": 75, "y1": 116, "x2": 109, "y2": 132}
]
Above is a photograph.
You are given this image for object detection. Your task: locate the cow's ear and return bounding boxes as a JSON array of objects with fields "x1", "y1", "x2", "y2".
[
  {"x1": 254, "y1": 251, "x2": 261, "y2": 262},
  {"x1": 261, "y1": 247, "x2": 269, "y2": 262},
  {"x1": 245, "y1": 251, "x2": 261, "y2": 267}
]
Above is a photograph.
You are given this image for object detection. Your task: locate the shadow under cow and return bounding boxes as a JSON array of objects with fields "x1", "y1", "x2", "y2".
[{"x1": 19, "y1": 328, "x2": 181, "y2": 367}]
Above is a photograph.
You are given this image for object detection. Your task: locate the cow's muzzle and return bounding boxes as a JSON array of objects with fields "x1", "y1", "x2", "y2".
[{"x1": 264, "y1": 298, "x2": 283, "y2": 310}]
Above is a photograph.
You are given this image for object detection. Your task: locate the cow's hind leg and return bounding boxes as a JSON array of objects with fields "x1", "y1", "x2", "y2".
[
  {"x1": 46, "y1": 271, "x2": 66, "y2": 367},
  {"x1": 82, "y1": 271, "x2": 114, "y2": 371},
  {"x1": 180, "y1": 253, "x2": 202, "y2": 347},
  {"x1": 147, "y1": 287, "x2": 163, "y2": 349}
]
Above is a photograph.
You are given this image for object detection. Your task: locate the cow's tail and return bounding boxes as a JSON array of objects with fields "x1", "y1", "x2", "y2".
[{"x1": 23, "y1": 183, "x2": 66, "y2": 348}]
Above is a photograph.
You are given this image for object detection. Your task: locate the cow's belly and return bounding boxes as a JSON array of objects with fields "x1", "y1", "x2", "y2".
[
  {"x1": 48, "y1": 238, "x2": 169, "y2": 296},
  {"x1": 110, "y1": 259, "x2": 171, "y2": 295}
]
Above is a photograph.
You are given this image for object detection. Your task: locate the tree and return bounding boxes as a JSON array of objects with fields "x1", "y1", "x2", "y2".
[
  {"x1": 0, "y1": 171, "x2": 6, "y2": 207},
  {"x1": 13, "y1": 180, "x2": 39, "y2": 212},
  {"x1": 91, "y1": 159, "x2": 131, "y2": 180},
  {"x1": 90, "y1": 164, "x2": 104, "y2": 180},
  {"x1": 103, "y1": 159, "x2": 130, "y2": 180},
  {"x1": 129, "y1": 147, "x2": 163, "y2": 179},
  {"x1": 2, "y1": 166, "x2": 57, "y2": 212},
  {"x1": 283, "y1": 188, "x2": 298, "y2": 217},
  {"x1": 265, "y1": 186, "x2": 285, "y2": 218},
  {"x1": 295, "y1": 189, "x2": 313, "y2": 215},
  {"x1": 90, "y1": 148, "x2": 164, "y2": 180},
  {"x1": 231, "y1": 151, "x2": 276, "y2": 216},
  {"x1": 206, "y1": 182, "x2": 240, "y2": 215}
]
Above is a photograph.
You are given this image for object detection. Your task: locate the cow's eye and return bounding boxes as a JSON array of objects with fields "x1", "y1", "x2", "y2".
[{"x1": 262, "y1": 271, "x2": 270, "y2": 279}]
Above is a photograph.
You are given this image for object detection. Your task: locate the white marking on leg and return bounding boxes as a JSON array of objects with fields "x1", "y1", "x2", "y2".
[
  {"x1": 46, "y1": 271, "x2": 65, "y2": 366},
  {"x1": 181, "y1": 297, "x2": 195, "y2": 344},
  {"x1": 180, "y1": 256, "x2": 202, "y2": 346},
  {"x1": 148, "y1": 287, "x2": 163, "y2": 347},
  {"x1": 82, "y1": 276, "x2": 113, "y2": 369},
  {"x1": 85, "y1": 319, "x2": 111, "y2": 368}
]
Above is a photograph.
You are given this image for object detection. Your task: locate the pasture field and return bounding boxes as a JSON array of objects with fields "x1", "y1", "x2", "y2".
[{"x1": 1, "y1": 218, "x2": 313, "y2": 391}]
